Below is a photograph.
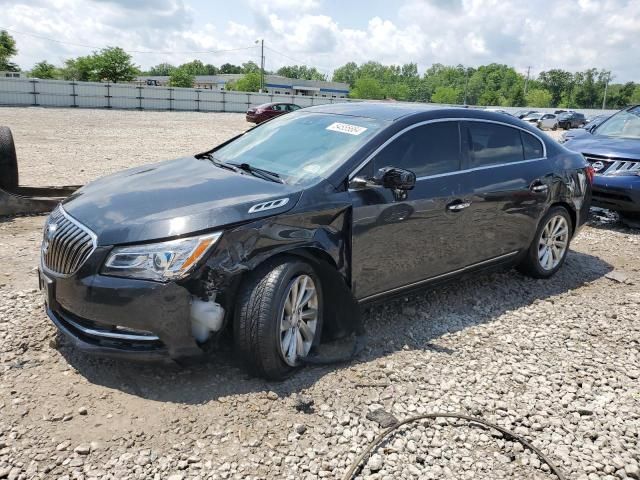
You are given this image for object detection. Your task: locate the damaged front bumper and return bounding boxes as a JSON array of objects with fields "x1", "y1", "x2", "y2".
[{"x1": 40, "y1": 247, "x2": 211, "y2": 362}]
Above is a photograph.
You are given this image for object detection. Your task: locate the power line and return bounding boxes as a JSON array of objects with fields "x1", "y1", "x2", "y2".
[
  {"x1": 263, "y1": 46, "x2": 333, "y2": 75},
  {"x1": 0, "y1": 26, "x2": 257, "y2": 55}
]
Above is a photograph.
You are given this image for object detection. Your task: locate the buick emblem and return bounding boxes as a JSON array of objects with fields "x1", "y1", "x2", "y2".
[
  {"x1": 42, "y1": 223, "x2": 57, "y2": 254},
  {"x1": 591, "y1": 161, "x2": 605, "y2": 172}
]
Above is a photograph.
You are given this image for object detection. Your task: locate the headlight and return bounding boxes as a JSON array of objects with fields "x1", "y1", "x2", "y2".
[{"x1": 102, "y1": 232, "x2": 222, "y2": 282}]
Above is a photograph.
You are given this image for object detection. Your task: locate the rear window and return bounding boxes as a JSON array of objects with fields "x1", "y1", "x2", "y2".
[
  {"x1": 467, "y1": 122, "x2": 524, "y2": 167},
  {"x1": 521, "y1": 131, "x2": 544, "y2": 159}
]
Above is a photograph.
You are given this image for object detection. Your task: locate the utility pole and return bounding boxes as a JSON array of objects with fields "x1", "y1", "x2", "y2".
[
  {"x1": 260, "y1": 39, "x2": 265, "y2": 92},
  {"x1": 255, "y1": 39, "x2": 265, "y2": 92},
  {"x1": 463, "y1": 68, "x2": 469, "y2": 105},
  {"x1": 524, "y1": 66, "x2": 531, "y2": 96},
  {"x1": 602, "y1": 71, "x2": 611, "y2": 110}
]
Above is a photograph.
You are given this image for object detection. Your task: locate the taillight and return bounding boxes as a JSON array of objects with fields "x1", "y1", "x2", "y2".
[{"x1": 586, "y1": 165, "x2": 595, "y2": 185}]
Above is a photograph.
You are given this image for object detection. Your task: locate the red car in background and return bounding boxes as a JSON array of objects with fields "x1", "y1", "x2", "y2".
[{"x1": 245, "y1": 102, "x2": 301, "y2": 124}]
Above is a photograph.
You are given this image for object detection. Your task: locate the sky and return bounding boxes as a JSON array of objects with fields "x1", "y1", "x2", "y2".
[{"x1": 1, "y1": 0, "x2": 639, "y2": 82}]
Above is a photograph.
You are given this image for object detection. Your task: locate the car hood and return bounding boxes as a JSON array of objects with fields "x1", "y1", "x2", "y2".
[
  {"x1": 62, "y1": 156, "x2": 302, "y2": 245},
  {"x1": 564, "y1": 134, "x2": 640, "y2": 160}
]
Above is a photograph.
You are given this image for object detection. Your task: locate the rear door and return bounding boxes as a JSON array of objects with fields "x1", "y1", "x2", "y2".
[
  {"x1": 456, "y1": 121, "x2": 552, "y2": 264},
  {"x1": 350, "y1": 121, "x2": 468, "y2": 300}
]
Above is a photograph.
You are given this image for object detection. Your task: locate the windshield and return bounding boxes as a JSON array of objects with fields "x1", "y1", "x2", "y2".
[
  {"x1": 595, "y1": 106, "x2": 640, "y2": 139},
  {"x1": 527, "y1": 113, "x2": 541, "y2": 119},
  {"x1": 213, "y1": 112, "x2": 386, "y2": 185}
]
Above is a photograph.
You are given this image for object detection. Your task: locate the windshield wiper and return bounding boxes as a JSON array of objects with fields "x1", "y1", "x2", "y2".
[
  {"x1": 205, "y1": 154, "x2": 243, "y2": 173},
  {"x1": 230, "y1": 163, "x2": 285, "y2": 184}
]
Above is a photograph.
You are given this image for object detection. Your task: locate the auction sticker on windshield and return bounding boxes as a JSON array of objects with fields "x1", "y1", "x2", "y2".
[{"x1": 326, "y1": 122, "x2": 368, "y2": 135}]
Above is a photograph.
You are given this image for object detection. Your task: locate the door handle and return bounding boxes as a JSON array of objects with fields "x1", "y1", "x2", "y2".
[
  {"x1": 530, "y1": 182, "x2": 549, "y2": 193},
  {"x1": 447, "y1": 201, "x2": 471, "y2": 211}
]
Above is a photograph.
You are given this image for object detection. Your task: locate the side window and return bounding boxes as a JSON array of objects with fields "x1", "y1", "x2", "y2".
[
  {"x1": 467, "y1": 122, "x2": 524, "y2": 167},
  {"x1": 521, "y1": 131, "x2": 544, "y2": 159},
  {"x1": 373, "y1": 121, "x2": 461, "y2": 177}
]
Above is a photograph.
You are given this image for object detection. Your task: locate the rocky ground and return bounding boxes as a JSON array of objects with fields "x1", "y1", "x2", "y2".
[{"x1": 1, "y1": 108, "x2": 639, "y2": 480}]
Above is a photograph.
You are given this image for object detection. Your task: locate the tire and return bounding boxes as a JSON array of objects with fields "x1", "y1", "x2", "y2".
[
  {"x1": 552, "y1": 123, "x2": 557, "y2": 131},
  {"x1": 517, "y1": 206, "x2": 572, "y2": 279},
  {"x1": 0, "y1": 126, "x2": 19, "y2": 191},
  {"x1": 234, "y1": 257, "x2": 323, "y2": 380}
]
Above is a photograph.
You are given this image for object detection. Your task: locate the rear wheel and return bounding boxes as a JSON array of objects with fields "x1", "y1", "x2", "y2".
[
  {"x1": 0, "y1": 126, "x2": 19, "y2": 191},
  {"x1": 518, "y1": 206, "x2": 572, "y2": 278},
  {"x1": 234, "y1": 257, "x2": 323, "y2": 380}
]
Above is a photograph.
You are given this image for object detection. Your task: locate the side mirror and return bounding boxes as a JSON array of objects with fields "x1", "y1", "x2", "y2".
[{"x1": 376, "y1": 167, "x2": 416, "y2": 191}]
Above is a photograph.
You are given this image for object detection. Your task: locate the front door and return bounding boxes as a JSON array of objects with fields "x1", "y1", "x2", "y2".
[{"x1": 349, "y1": 121, "x2": 468, "y2": 301}]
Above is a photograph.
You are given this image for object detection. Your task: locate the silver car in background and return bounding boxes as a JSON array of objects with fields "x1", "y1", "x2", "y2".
[{"x1": 522, "y1": 112, "x2": 558, "y2": 131}]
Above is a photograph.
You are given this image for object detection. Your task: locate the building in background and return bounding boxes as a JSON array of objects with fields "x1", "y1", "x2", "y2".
[
  {"x1": 1, "y1": 71, "x2": 24, "y2": 78},
  {"x1": 135, "y1": 74, "x2": 350, "y2": 98}
]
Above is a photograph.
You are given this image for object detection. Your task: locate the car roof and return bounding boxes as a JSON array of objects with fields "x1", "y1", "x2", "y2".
[{"x1": 302, "y1": 101, "x2": 529, "y2": 124}]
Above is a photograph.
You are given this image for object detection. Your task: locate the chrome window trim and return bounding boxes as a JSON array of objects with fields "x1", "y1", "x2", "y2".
[
  {"x1": 41, "y1": 205, "x2": 98, "y2": 278},
  {"x1": 358, "y1": 250, "x2": 519, "y2": 303},
  {"x1": 348, "y1": 117, "x2": 547, "y2": 182}
]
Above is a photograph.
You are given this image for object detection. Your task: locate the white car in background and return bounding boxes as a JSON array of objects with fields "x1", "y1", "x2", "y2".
[{"x1": 522, "y1": 112, "x2": 558, "y2": 131}]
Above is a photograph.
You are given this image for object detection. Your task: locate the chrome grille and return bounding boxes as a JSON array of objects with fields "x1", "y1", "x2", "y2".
[
  {"x1": 584, "y1": 155, "x2": 640, "y2": 176},
  {"x1": 41, "y1": 206, "x2": 96, "y2": 275}
]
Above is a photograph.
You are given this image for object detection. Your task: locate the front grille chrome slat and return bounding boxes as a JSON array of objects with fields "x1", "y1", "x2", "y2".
[
  {"x1": 41, "y1": 206, "x2": 97, "y2": 276},
  {"x1": 585, "y1": 155, "x2": 640, "y2": 176}
]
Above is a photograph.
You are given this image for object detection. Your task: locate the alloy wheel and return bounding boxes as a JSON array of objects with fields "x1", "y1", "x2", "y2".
[
  {"x1": 279, "y1": 274, "x2": 318, "y2": 366},
  {"x1": 538, "y1": 215, "x2": 569, "y2": 271}
]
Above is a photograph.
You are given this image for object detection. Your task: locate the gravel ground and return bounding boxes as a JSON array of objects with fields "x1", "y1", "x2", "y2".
[{"x1": 1, "y1": 108, "x2": 639, "y2": 480}]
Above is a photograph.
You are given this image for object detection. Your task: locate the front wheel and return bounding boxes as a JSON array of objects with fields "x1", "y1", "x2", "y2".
[
  {"x1": 234, "y1": 258, "x2": 323, "y2": 380},
  {"x1": 518, "y1": 206, "x2": 572, "y2": 278}
]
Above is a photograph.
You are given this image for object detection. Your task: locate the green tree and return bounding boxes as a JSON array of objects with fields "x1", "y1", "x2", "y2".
[
  {"x1": 219, "y1": 63, "x2": 243, "y2": 74},
  {"x1": 226, "y1": 72, "x2": 261, "y2": 92},
  {"x1": 179, "y1": 60, "x2": 207, "y2": 75},
  {"x1": 242, "y1": 61, "x2": 260, "y2": 74},
  {"x1": 92, "y1": 47, "x2": 139, "y2": 83},
  {"x1": 526, "y1": 88, "x2": 553, "y2": 107},
  {"x1": 147, "y1": 63, "x2": 176, "y2": 76},
  {"x1": 431, "y1": 86, "x2": 460, "y2": 104},
  {"x1": 631, "y1": 85, "x2": 640, "y2": 105},
  {"x1": 332, "y1": 62, "x2": 359, "y2": 87},
  {"x1": 350, "y1": 77, "x2": 384, "y2": 99},
  {"x1": 60, "y1": 56, "x2": 96, "y2": 81},
  {"x1": 29, "y1": 61, "x2": 58, "y2": 79},
  {"x1": 277, "y1": 65, "x2": 326, "y2": 81},
  {"x1": 168, "y1": 67, "x2": 195, "y2": 88},
  {"x1": 0, "y1": 30, "x2": 19, "y2": 71},
  {"x1": 538, "y1": 69, "x2": 574, "y2": 106}
]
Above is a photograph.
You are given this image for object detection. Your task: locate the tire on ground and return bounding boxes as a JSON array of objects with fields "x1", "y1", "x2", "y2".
[
  {"x1": 0, "y1": 126, "x2": 19, "y2": 191},
  {"x1": 517, "y1": 205, "x2": 573, "y2": 279},
  {"x1": 234, "y1": 256, "x2": 323, "y2": 380}
]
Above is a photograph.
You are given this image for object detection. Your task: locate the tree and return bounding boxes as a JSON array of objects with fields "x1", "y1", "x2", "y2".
[
  {"x1": 219, "y1": 63, "x2": 243, "y2": 74},
  {"x1": 277, "y1": 65, "x2": 326, "y2": 81},
  {"x1": 147, "y1": 63, "x2": 176, "y2": 76},
  {"x1": 179, "y1": 60, "x2": 207, "y2": 75},
  {"x1": 350, "y1": 77, "x2": 384, "y2": 99},
  {"x1": 29, "y1": 61, "x2": 58, "y2": 79},
  {"x1": 168, "y1": 67, "x2": 195, "y2": 88},
  {"x1": 92, "y1": 47, "x2": 139, "y2": 83},
  {"x1": 242, "y1": 61, "x2": 260, "y2": 74},
  {"x1": 431, "y1": 86, "x2": 460, "y2": 104},
  {"x1": 631, "y1": 85, "x2": 640, "y2": 105},
  {"x1": 526, "y1": 88, "x2": 553, "y2": 107},
  {"x1": 538, "y1": 69, "x2": 574, "y2": 106},
  {"x1": 226, "y1": 72, "x2": 261, "y2": 92},
  {"x1": 0, "y1": 30, "x2": 19, "y2": 71},
  {"x1": 332, "y1": 62, "x2": 358, "y2": 87},
  {"x1": 60, "y1": 56, "x2": 96, "y2": 81}
]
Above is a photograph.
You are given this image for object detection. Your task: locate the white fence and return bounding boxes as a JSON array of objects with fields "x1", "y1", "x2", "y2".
[
  {"x1": 0, "y1": 77, "x2": 619, "y2": 117},
  {"x1": 0, "y1": 77, "x2": 349, "y2": 112}
]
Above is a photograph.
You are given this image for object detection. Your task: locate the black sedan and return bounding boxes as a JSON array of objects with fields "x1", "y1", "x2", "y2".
[
  {"x1": 562, "y1": 105, "x2": 640, "y2": 223},
  {"x1": 39, "y1": 103, "x2": 592, "y2": 379}
]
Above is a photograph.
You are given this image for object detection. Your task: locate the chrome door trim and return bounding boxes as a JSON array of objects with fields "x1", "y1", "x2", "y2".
[
  {"x1": 348, "y1": 117, "x2": 547, "y2": 182},
  {"x1": 357, "y1": 250, "x2": 519, "y2": 303}
]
